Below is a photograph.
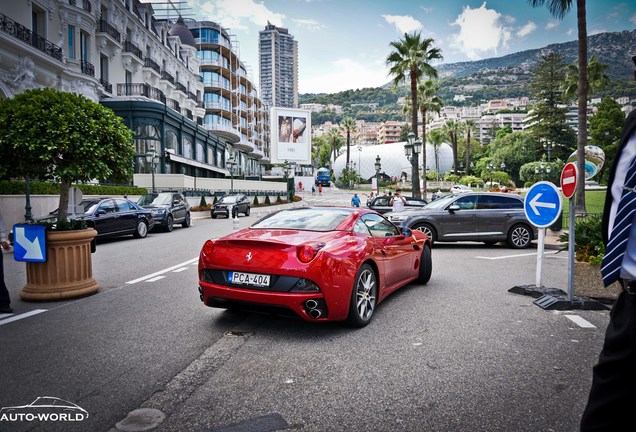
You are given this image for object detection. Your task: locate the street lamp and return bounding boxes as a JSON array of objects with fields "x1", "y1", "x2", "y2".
[
  {"x1": 145, "y1": 146, "x2": 158, "y2": 193},
  {"x1": 358, "y1": 145, "x2": 362, "y2": 180},
  {"x1": 227, "y1": 155, "x2": 237, "y2": 193},
  {"x1": 534, "y1": 163, "x2": 551, "y2": 181},
  {"x1": 487, "y1": 162, "x2": 495, "y2": 189},
  {"x1": 542, "y1": 139, "x2": 554, "y2": 163},
  {"x1": 403, "y1": 132, "x2": 422, "y2": 198},
  {"x1": 283, "y1": 160, "x2": 293, "y2": 201}
]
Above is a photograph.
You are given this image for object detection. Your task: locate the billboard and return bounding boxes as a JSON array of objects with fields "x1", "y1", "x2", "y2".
[{"x1": 270, "y1": 107, "x2": 311, "y2": 165}]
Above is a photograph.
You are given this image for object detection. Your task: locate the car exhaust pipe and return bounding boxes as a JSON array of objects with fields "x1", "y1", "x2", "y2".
[
  {"x1": 308, "y1": 308, "x2": 322, "y2": 319},
  {"x1": 198, "y1": 286, "x2": 204, "y2": 302},
  {"x1": 305, "y1": 299, "x2": 318, "y2": 310}
]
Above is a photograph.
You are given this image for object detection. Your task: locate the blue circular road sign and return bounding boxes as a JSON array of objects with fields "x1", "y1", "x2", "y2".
[{"x1": 524, "y1": 181, "x2": 563, "y2": 228}]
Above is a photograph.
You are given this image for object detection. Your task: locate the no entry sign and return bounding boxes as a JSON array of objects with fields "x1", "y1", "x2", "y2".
[{"x1": 561, "y1": 162, "x2": 578, "y2": 199}]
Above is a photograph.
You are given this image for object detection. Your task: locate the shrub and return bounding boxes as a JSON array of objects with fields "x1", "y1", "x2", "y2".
[
  {"x1": 253, "y1": 195, "x2": 259, "y2": 205},
  {"x1": 199, "y1": 196, "x2": 207, "y2": 207},
  {"x1": 558, "y1": 214, "x2": 605, "y2": 265},
  {"x1": 265, "y1": 195, "x2": 271, "y2": 205}
]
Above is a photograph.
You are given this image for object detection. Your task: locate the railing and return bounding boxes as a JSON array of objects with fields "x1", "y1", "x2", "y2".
[
  {"x1": 160, "y1": 71, "x2": 174, "y2": 84},
  {"x1": 143, "y1": 58, "x2": 161, "y2": 74},
  {"x1": 0, "y1": 13, "x2": 63, "y2": 61},
  {"x1": 69, "y1": 0, "x2": 91, "y2": 12},
  {"x1": 176, "y1": 82, "x2": 187, "y2": 93},
  {"x1": 98, "y1": 19, "x2": 120, "y2": 43},
  {"x1": 99, "y1": 78, "x2": 112, "y2": 93},
  {"x1": 166, "y1": 98, "x2": 180, "y2": 112},
  {"x1": 80, "y1": 59, "x2": 95, "y2": 76},
  {"x1": 182, "y1": 109, "x2": 193, "y2": 120},
  {"x1": 118, "y1": 83, "x2": 165, "y2": 104},
  {"x1": 188, "y1": 92, "x2": 197, "y2": 101},
  {"x1": 123, "y1": 40, "x2": 143, "y2": 60}
]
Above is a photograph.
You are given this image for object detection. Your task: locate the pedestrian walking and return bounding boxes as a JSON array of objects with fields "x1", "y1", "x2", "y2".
[
  {"x1": 0, "y1": 209, "x2": 13, "y2": 313},
  {"x1": 580, "y1": 107, "x2": 636, "y2": 431},
  {"x1": 318, "y1": 185, "x2": 323, "y2": 196},
  {"x1": 351, "y1": 193, "x2": 361, "y2": 207},
  {"x1": 389, "y1": 188, "x2": 406, "y2": 213},
  {"x1": 311, "y1": 185, "x2": 316, "y2": 195}
]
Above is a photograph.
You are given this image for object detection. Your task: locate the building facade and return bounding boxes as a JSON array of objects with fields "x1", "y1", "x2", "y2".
[
  {"x1": 259, "y1": 22, "x2": 298, "y2": 109},
  {"x1": 0, "y1": 0, "x2": 270, "y2": 189}
]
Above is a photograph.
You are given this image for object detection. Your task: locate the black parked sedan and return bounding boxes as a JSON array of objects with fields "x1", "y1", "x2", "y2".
[
  {"x1": 38, "y1": 198, "x2": 155, "y2": 239},
  {"x1": 385, "y1": 192, "x2": 536, "y2": 248},
  {"x1": 367, "y1": 195, "x2": 428, "y2": 214},
  {"x1": 137, "y1": 192, "x2": 191, "y2": 232},
  {"x1": 211, "y1": 194, "x2": 251, "y2": 218}
]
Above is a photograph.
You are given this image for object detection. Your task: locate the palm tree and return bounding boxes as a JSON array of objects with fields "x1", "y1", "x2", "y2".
[
  {"x1": 326, "y1": 128, "x2": 343, "y2": 169},
  {"x1": 528, "y1": 0, "x2": 588, "y2": 214},
  {"x1": 462, "y1": 119, "x2": 477, "y2": 175},
  {"x1": 387, "y1": 32, "x2": 442, "y2": 198},
  {"x1": 427, "y1": 129, "x2": 445, "y2": 179},
  {"x1": 417, "y1": 79, "x2": 443, "y2": 194},
  {"x1": 562, "y1": 55, "x2": 610, "y2": 100},
  {"x1": 340, "y1": 117, "x2": 357, "y2": 173},
  {"x1": 443, "y1": 119, "x2": 462, "y2": 175}
]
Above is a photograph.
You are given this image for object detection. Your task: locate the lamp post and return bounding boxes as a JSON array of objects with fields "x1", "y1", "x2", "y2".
[
  {"x1": 542, "y1": 139, "x2": 554, "y2": 163},
  {"x1": 358, "y1": 145, "x2": 362, "y2": 180},
  {"x1": 534, "y1": 163, "x2": 551, "y2": 181},
  {"x1": 145, "y1": 146, "x2": 158, "y2": 193},
  {"x1": 227, "y1": 155, "x2": 237, "y2": 193},
  {"x1": 487, "y1": 162, "x2": 495, "y2": 189},
  {"x1": 283, "y1": 160, "x2": 293, "y2": 202},
  {"x1": 374, "y1": 155, "x2": 381, "y2": 191},
  {"x1": 404, "y1": 132, "x2": 422, "y2": 199}
]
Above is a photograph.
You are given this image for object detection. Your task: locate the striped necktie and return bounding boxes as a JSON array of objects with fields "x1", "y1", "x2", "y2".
[{"x1": 601, "y1": 157, "x2": 636, "y2": 286}]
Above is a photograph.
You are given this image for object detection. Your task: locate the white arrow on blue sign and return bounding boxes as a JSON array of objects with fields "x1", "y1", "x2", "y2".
[
  {"x1": 13, "y1": 224, "x2": 46, "y2": 263},
  {"x1": 524, "y1": 181, "x2": 563, "y2": 228}
]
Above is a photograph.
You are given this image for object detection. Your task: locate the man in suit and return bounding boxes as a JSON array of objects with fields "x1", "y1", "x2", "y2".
[{"x1": 580, "y1": 105, "x2": 636, "y2": 431}]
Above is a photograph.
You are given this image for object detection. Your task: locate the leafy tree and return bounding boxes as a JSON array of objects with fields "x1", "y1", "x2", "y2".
[
  {"x1": 340, "y1": 117, "x2": 357, "y2": 170},
  {"x1": 326, "y1": 128, "x2": 344, "y2": 166},
  {"x1": 462, "y1": 119, "x2": 477, "y2": 175},
  {"x1": 418, "y1": 79, "x2": 443, "y2": 192},
  {"x1": 442, "y1": 119, "x2": 462, "y2": 175},
  {"x1": 528, "y1": 0, "x2": 589, "y2": 214},
  {"x1": 387, "y1": 31, "x2": 442, "y2": 197},
  {"x1": 589, "y1": 97, "x2": 625, "y2": 184},
  {"x1": 0, "y1": 88, "x2": 134, "y2": 223},
  {"x1": 563, "y1": 55, "x2": 610, "y2": 100},
  {"x1": 427, "y1": 129, "x2": 445, "y2": 178},
  {"x1": 488, "y1": 131, "x2": 537, "y2": 186}
]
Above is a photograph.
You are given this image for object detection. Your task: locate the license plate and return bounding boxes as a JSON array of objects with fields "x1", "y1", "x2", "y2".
[{"x1": 228, "y1": 271, "x2": 271, "y2": 287}]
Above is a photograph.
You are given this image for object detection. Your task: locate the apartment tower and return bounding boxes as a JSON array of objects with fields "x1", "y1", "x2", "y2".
[{"x1": 259, "y1": 22, "x2": 298, "y2": 108}]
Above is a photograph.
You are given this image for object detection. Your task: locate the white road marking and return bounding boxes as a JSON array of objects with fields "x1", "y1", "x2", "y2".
[
  {"x1": 172, "y1": 267, "x2": 189, "y2": 272},
  {"x1": 0, "y1": 309, "x2": 47, "y2": 326},
  {"x1": 126, "y1": 257, "x2": 198, "y2": 284},
  {"x1": 565, "y1": 314, "x2": 596, "y2": 328},
  {"x1": 476, "y1": 250, "x2": 559, "y2": 260},
  {"x1": 146, "y1": 276, "x2": 166, "y2": 283}
]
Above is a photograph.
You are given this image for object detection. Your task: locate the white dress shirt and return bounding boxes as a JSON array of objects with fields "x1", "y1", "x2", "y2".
[{"x1": 608, "y1": 129, "x2": 636, "y2": 280}]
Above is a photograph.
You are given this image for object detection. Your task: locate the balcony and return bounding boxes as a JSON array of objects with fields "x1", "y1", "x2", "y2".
[
  {"x1": 80, "y1": 59, "x2": 95, "y2": 76},
  {"x1": 160, "y1": 71, "x2": 175, "y2": 85},
  {"x1": 0, "y1": 13, "x2": 63, "y2": 62},
  {"x1": 233, "y1": 136, "x2": 254, "y2": 153},
  {"x1": 143, "y1": 58, "x2": 161, "y2": 75},
  {"x1": 117, "y1": 83, "x2": 165, "y2": 104},
  {"x1": 97, "y1": 19, "x2": 120, "y2": 43},
  {"x1": 99, "y1": 78, "x2": 112, "y2": 94},
  {"x1": 123, "y1": 41, "x2": 143, "y2": 59},
  {"x1": 166, "y1": 98, "x2": 180, "y2": 113},
  {"x1": 202, "y1": 120, "x2": 240, "y2": 143},
  {"x1": 68, "y1": 0, "x2": 91, "y2": 12},
  {"x1": 96, "y1": 19, "x2": 121, "y2": 53},
  {"x1": 248, "y1": 146, "x2": 264, "y2": 160},
  {"x1": 175, "y1": 82, "x2": 187, "y2": 94}
]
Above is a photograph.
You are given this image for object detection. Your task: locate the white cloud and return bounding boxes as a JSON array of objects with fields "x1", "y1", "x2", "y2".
[
  {"x1": 631, "y1": 13, "x2": 636, "y2": 26},
  {"x1": 517, "y1": 21, "x2": 537, "y2": 38},
  {"x1": 382, "y1": 15, "x2": 423, "y2": 34},
  {"x1": 546, "y1": 20, "x2": 560, "y2": 30},
  {"x1": 292, "y1": 18, "x2": 325, "y2": 32},
  {"x1": 300, "y1": 58, "x2": 389, "y2": 93},
  {"x1": 448, "y1": 2, "x2": 512, "y2": 60},
  {"x1": 191, "y1": 0, "x2": 285, "y2": 31}
]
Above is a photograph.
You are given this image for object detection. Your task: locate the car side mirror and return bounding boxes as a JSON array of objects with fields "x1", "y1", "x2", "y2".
[
  {"x1": 448, "y1": 204, "x2": 460, "y2": 213},
  {"x1": 401, "y1": 228, "x2": 412, "y2": 237}
]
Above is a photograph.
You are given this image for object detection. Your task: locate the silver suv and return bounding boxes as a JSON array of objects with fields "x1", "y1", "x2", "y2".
[{"x1": 385, "y1": 192, "x2": 537, "y2": 248}]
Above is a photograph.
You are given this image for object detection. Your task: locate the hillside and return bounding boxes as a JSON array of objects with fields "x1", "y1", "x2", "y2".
[{"x1": 299, "y1": 29, "x2": 636, "y2": 123}]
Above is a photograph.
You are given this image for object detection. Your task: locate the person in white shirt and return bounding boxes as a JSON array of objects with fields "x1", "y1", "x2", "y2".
[{"x1": 389, "y1": 189, "x2": 406, "y2": 212}]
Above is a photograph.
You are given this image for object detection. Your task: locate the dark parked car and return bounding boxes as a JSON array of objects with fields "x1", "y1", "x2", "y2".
[
  {"x1": 367, "y1": 195, "x2": 428, "y2": 214},
  {"x1": 137, "y1": 192, "x2": 191, "y2": 232},
  {"x1": 384, "y1": 192, "x2": 536, "y2": 248},
  {"x1": 211, "y1": 194, "x2": 251, "y2": 218},
  {"x1": 38, "y1": 198, "x2": 155, "y2": 239}
]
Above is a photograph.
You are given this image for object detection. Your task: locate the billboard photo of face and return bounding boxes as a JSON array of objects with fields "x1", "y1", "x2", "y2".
[{"x1": 271, "y1": 108, "x2": 312, "y2": 164}]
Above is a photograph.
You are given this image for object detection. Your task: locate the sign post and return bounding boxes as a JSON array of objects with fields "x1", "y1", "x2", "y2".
[
  {"x1": 524, "y1": 182, "x2": 563, "y2": 289},
  {"x1": 561, "y1": 163, "x2": 578, "y2": 301},
  {"x1": 12, "y1": 224, "x2": 46, "y2": 263}
]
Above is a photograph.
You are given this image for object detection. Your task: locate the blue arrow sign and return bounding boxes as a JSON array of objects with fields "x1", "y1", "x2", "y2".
[
  {"x1": 13, "y1": 224, "x2": 46, "y2": 263},
  {"x1": 524, "y1": 182, "x2": 563, "y2": 228}
]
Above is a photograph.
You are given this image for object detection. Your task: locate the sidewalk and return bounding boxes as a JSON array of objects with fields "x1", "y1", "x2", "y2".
[{"x1": 544, "y1": 229, "x2": 565, "y2": 250}]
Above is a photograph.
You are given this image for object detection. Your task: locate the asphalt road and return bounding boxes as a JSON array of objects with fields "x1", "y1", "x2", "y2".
[{"x1": 0, "y1": 188, "x2": 609, "y2": 432}]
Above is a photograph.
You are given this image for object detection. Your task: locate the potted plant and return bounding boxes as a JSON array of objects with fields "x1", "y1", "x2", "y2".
[
  {"x1": 558, "y1": 214, "x2": 621, "y2": 300},
  {"x1": 0, "y1": 88, "x2": 134, "y2": 300}
]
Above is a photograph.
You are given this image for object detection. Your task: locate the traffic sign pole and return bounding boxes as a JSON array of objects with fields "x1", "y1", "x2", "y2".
[
  {"x1": 568, "y1": 196, "x2": 576, "y2": 300},
  {"x1": 536, "y1": 228, "x2": 545, "y2": 288}
]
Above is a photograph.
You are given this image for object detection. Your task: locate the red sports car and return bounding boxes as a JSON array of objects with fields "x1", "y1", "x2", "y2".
[{"x1": 198, "y1": 207, "x2": 432, "y2": 327}]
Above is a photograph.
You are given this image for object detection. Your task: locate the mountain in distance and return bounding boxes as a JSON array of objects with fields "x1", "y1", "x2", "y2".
[{"x1": 300, "y1": 29, "x2": 636, "y2": 108}]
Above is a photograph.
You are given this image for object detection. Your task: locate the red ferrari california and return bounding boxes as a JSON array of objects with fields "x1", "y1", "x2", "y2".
[{"x1": 198, "y1": 207, "x2": 432, "y2": 327}]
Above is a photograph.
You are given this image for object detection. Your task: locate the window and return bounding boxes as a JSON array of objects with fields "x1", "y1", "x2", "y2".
[
  {"x1": 362, "y1": 214, "x2": 399, "y2": 238},
  {"x1": 165, "y1": 130, "x2": 178, "y2": 154},
  {"x1": 452, "y1": 195, "x2": 478, "y2": 210},
  {"x1": 183, "y1": 137, "x2": 192, "y2": 159},
  {"x1": 196, "y1": 141, "x2": 204, "y2": 162},
  {"x1": 477, "y1": 195, "x2": 523, "y2": 210},
  {"x1": 68, "y1": 25, "x2": 75, "y2": 60},
  {"x1": 80, "y1": 30, "x2": 89, "y2": 62},
  {"x1": 98, "y1": 200, "x2": 117, "y2": 214},
  {"x1": 353, "y1": 220, "x2": 371, "y2": 236},
  {"x1": 115, "y1": 199, "x2": 134, "y2": 212}
]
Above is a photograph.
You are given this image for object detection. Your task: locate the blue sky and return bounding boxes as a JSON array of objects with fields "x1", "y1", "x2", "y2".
[{"x1": 180, "y1": 0, "x2": 636, "y2": 94}]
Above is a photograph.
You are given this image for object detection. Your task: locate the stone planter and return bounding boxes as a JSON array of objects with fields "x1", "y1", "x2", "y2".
[
  {"x1": 20, "y1": 228, "x2": 99, "y2": 301},
  {"x1": 574, "y1": 260, "x2": 621, "y2": 301}
]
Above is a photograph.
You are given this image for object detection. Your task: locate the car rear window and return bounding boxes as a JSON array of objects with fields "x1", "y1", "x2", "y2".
[
  {"x1": 477, "y1": 195, "x2": 523, "y2": 209},
  {"x1": 251, "y1": 208, "x2": 351, "y2": 231}
]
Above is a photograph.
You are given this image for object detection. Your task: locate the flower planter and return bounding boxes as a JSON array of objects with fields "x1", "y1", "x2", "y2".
[
  {"x1": 574, "y1": 261, "x2": 621, "y2": 301},
  {"x1": 20, "y1": 228, "x2": 99, "y2": 301}
]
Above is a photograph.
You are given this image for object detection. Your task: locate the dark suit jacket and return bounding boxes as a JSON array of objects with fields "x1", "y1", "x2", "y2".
[{"x1": 602, "y1": 109, "x2": 636, "y2": 243}]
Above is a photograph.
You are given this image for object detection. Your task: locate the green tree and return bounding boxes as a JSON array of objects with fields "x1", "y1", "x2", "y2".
[
  {"x1": 0, "y1": 88, "x2": 134, "y2": 223},
  {"x1": 418, "y1": 79, "x2": 443, "y2": 192},
  {"x1": 528, "y1": 0, "x2": 588, "y2": 214},
  {"x1": 462, "y1": 119, "x2": 477, "y2": 175},
  {"x1": 489, "y1": 131, "x2": 537, "y2": 186},
  {"x1": 387, "y1": 31, "x2": 442, "y2": 197},
  {"x1": 443, "y1": 119, "x2": 462, "y2": 175},
  {"x1": 563, "y1": 55, "x2": 610, "y2": 101},
  {"x1": 589, "y1": 97, "x2": 625, "y2": 184},
  {"x1": 326, "y1": 128, "x2": 344, "y2": 167},
  {"x1": 340, "y1": 117, "x2": 357, "y2": 171},
  {"x1": 427, "y1": 129, "x2": 445, "y2": 179}
]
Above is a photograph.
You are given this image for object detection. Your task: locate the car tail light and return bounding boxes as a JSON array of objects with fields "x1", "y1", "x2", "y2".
[
  {"x1": 297, "y1": 242, "x2": 325, "y2": 263},
  {"x1": 202, "y1": 240, "x2": 215, "y2": 256}
]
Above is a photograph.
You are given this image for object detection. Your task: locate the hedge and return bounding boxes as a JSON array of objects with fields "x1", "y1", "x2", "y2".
[{"x1": 0, "y1": 180, "x2": 147, "y2": 196}]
